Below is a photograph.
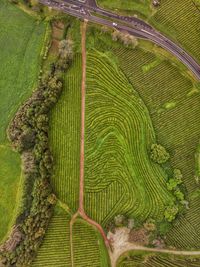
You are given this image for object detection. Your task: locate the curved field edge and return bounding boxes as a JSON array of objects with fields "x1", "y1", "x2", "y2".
[
  {"x1": 117, "y1": 250, "x2": 200, "y2": 267},
  {"x1": 0, "y1": 0, "x2": 48, "y2": 243},
  {"x1": 112, "y1": 44, "x2": 200, "y2": 248},
  {"x1": 84, "y1": 49, "x2": 174, "y2": 226}
]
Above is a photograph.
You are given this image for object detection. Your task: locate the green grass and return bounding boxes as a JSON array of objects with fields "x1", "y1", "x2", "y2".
[
  {"x1": 97, "y1": 0, "x2": 152, "y2": 18},
  {"x1": 0, "y1": 0, "x2": 46, "y2": 243},
  {"x1": 73, "y1": 219, "x2": 110, "y2": 267},
  {"x1": 0, "y1": 145, "x2": 21, "y2": 241},
  {"x1": 117, "y1": 251, "x2": 200, "y2": 267},
  {"x1": 0, "y1": 0, "x2": 46, "y2": 143},
  {"x1": 49, "y1": 54, "x2": 82, "y2": 212},
  {"x1": 84, "y1": 50, "x2": 174, "y2": 226}
]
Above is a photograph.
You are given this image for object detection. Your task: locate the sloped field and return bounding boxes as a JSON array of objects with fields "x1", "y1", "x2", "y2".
[
  {"x1": 114, "y1": 46, "x2": 200, "y2": 248},
  {"x1": 84, "y1": 51, "x2": 174, "y2": 226},
  {"x1": 50, "y1": 54, "x2": 82, "y2": 212}
]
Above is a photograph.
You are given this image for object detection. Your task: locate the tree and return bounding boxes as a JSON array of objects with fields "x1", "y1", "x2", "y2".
[
  {"x1": 59, "y1": 39, "x2": 74, "y2": 61},
  {"x1": 150, "y1": 144, "x2": 170, "y2": 164},
  {"x1": 164, "y1": 205, "x2": 178, "y2": 222}
]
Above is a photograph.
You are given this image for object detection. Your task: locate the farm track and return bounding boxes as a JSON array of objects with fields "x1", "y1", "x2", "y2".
[
  {"x1": 111, "y1": 245, "x2": 200, "y2": 267},
  {"x1": 69, "y1": 21, "x2": 110, "y2": 266}
]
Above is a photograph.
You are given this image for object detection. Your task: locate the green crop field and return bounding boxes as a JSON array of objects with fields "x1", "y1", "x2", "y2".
[
  {"x1": 73, "y1": 219, "x2": 110, "y2": 267},
  {"x1": 84, "y1": 50, "x2": 174, "y2": 226},
  {"x1": 49, "y1": 54, "x2": 82, "y2": 212},
  {"x1": 33, "y1": 210, "x2": 109, "y2": 266},
  {"x1": 151, "y1": 0, "x2": 200, "y2": 64},
  {"x1": 98, "y1": 0, "x2": 200, "y2": 64},
  {"x1": 112, "y1": 45, "x2": 200, "y2": 248},
  {"x1": 32, "y1": 211, "x2": 71, "y2": 267},
  {"x1": 0, "y1": 0, "x2": 46, "y2": 243},
  {"x1": 118, "y1": 251, "x2": 200, "y2": 267}
]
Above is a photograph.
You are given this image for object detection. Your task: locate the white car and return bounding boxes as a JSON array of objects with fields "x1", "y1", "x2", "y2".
[{"x1": 112, "y1": 22, "x2": 117, "y2": 26}]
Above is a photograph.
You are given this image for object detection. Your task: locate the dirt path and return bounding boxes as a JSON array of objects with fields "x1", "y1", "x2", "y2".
[
  {"x1": 70, "y1": 212, "x2": 79, "y2": 267},
  {"x1": 78, "y1": 19, "x2": 110, "y2": 248},
  {"x1": 108, "y1": 228, "x2": 200, "y2": 267},
  {"x1": 79, "y1": 20, "x2": 87, "y2": 214},
  {"x1": 69, "y1": 20, "x2": 110, "y2": 266}
]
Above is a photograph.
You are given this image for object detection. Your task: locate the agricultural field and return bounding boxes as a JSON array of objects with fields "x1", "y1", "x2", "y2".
[
  {"x1": 113, "y1": 44, "x2": 200, "y2": 248},
  {"x1": 73, "y1": 219, "x2": 110, "y2": 267},
  {"x1": 1, "y1": 0, "x2": 200, "y2": 265},
  {"x1": 49, "y1": 54, "x2": 82, "y2": 212},
  {"x1": 118, "y1": 251, "x2": 200, "y2": 267},
  {"x1": 84, "y1": 50, "x2": 174, "y2": 226},
  {"x1": 32, "y1": 211, "x2": 71, "y2": 267},
  {"x1": 0, "y1": 0, "x2": 46, "y2": 243}
]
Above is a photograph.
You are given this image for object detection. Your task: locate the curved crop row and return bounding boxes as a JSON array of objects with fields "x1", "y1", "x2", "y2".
[
  {"x1": 84, "y1": 51, "x2": 174, "y2": 226},
  {"x1": 113, "y1": 46, "x2": 200, "y2": 248}
]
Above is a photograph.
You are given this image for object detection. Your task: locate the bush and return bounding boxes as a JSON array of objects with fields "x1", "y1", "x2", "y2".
[{"x1": 150, "y1": 143, "x2": 170, "y2": 164}]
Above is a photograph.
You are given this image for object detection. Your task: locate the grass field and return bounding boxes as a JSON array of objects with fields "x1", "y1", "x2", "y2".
[
  {"x1": 84, "y1": 50, "x2": 174, "y2": 226},
  {"x1": 49, "y1": 54, "x2": 82, "y2": 212},
  {"x1": 0, "y1": 146, "x2": 21, "y2": 242},
  {"x1": 0, "y1": 0, "x2": 46, "y2": 243},
  {"x1": 117, "y1": 251, "x2": 200, "y2": 267},
  {"x1": 97, "y1": 0, "x2": 152, "y2": 18}
]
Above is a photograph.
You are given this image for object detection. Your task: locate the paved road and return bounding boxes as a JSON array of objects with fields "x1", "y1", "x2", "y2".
[{"x1": 39, "y1": 0, "x2": 200, "y2": 80}]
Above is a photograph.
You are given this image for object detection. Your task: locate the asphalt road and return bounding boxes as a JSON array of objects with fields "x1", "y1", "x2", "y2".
[{"x1": 39, "y1": 0, "x2": 200, "y2": 80}]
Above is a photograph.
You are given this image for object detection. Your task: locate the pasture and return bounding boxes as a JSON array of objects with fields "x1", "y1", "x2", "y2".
[
  {"x1": 0, "y1": 0, "x2": 46, "y2": 243},
  {"x1": 84, "y1": 50, "x2": 174, "y2": 226},
  {"x1": 97, "y1": 0, "x2": 152, "y2": 18}
]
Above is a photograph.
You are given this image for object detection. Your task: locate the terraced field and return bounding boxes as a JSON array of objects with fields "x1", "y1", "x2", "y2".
[
  {"x1": 84, "y1": 50, "x2": 174, "y2": 226},
  {"x1": 0, "y1": 0, "x2": 46, "y2": 243},
  {"x1": 118, "y1": 251, "x2": 200, "y2": 267},
  {"x1": 73, "y1": 219, "x2": 109, "y2": 267},
  {"x1": 32, "y1": 212, "x2": 71, "y2": 267},
  {"x1": 113, "y1": 46, "x2": 200, "y2": 248},
  {"x1": 50, "y1": 54, "x2": 82, "y2": 212}
]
